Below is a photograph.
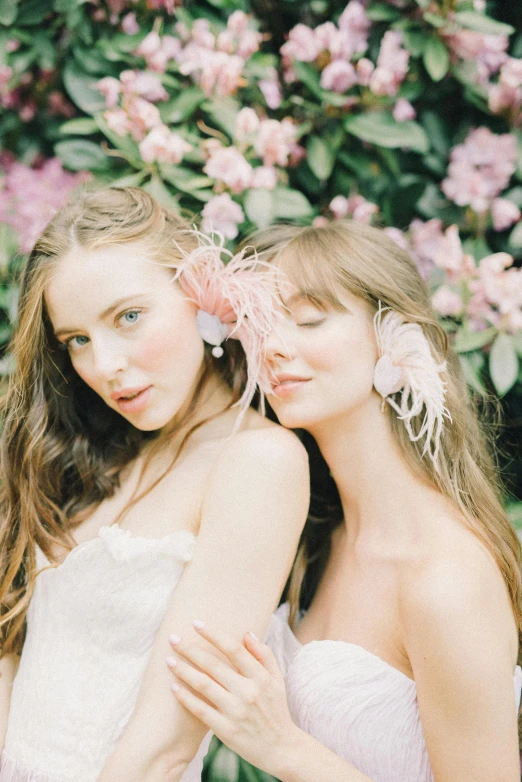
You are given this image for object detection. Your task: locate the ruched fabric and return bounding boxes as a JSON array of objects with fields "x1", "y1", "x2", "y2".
[
  {"x1": 265, "y1": 603, "x2": 522, "y2": 782},
  {"x1": 0, "y1": 525, "x2": 210, "y2": 782}
]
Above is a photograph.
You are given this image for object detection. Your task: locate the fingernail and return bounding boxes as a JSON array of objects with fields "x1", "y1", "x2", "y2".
[
  {"x1": 166, "y1": 656, "x2": 177, "y2": 668},
  {"x1": 248, "y1": 630, "x2": 259, "y2": 641},
  {"x1": 171, "y1": 682, "x2": 180, "y2": 692},
  {"x1": 192, "y1": 619, "x2": 205, "y2": 630},
  {"x1": 168, "y1": 634, "x2": 181, "y2": 646}
]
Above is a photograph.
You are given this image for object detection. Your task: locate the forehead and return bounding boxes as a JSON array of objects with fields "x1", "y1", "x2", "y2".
[{"x1": 45, "y1": 244, "x2": 171, "y2": 322}]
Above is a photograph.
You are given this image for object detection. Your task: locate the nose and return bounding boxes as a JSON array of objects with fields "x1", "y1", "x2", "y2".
[
  {"x1": 91, "y1": 337, "x2": 128, "y2": 381},
  {"x1": 264, "y1": 322, "x2": 295, "y2": 363}
]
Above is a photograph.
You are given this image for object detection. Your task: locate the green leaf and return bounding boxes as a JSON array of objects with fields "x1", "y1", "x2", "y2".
[
  {"x1": 207, "y1": 744, "x2": 239, "y2": 782},
  {"x1": 59, "y1": 117, "x2": 98, "y2": 135},
  {"x1": 244, "y1": 188, "x2": 275, "y2": 228},
  {"x1": 344, "y1": 112, "x2": 429, "y2": 153},
  {"x1": 423, "y1": 12, "x2": 446, "y2": 28},
  {"x1": 142, "y1": 176, "x2": 178, "y2": 209},
  {"x1": 54, "y1": 139, "x2": 109, "y2": 172},
  {"x1": 160, "y1": 165, "x2": 213, "y2": 194},
  {"x1": 292, "y1": 60, "x2": 323, "y2": 99},
  {"x1": 15, "y1": 0, "x2": 53, "y2": 25},
  {"x1": 0, "y1": 0, "x2": 18, "y2": 26},
  {"x1": 73, "y1": 45, "x2": 111, "y2": 76},
  {"x1": 489, "y1": 333, "x2": 519, "y2": 396},
  {"x1": 512, "y1": 332, "x2": 522, "y2": 357},
  {"x1": 453, "y1": 11, "x2": 515, "y2": 37},
  {"x1": 402, "y1": 28, "x2": 427, "y2": 57},
  {"x1": 202, "y1": 97, "x2": 240, "y2": 137},
  {"x1": 459, "y1": 354, "x2": 487, "y2": 396},
  {"x1": 423, "y1": 37, "x2": 450, "y2": 81},
  {"x1": 366, "y1": 3, "x2": 401, "y2": 21},
  {"x1": 94, "y1": 113, "x2": 142, "y2": 166},
  {"x1": 506, "y1": 501, "x2": 522, "y2": 530},
  {"x1": 306, "y1": 135, "x2": 335, "y2": 181},
  {"x1": 63, "y1": 60, "x2": 106, "y2": 114},
  {"x1": 454, "y1": 327, "x2": 496, "y2": 353},
  {"x1": 508, "y1": 221, "x2": 522, "y2": 251},
  {"x1": 161, "y1": 88, "x2": 204, "y2": 124},
  {"x1": 273, "y1": 188, "x2": 313, "y2": 220}
]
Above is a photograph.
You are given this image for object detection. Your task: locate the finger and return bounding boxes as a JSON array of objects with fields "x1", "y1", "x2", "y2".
[
  {"x1": 190, "y1": 620, "x2": 267, "y2": 678},
  {"x1": 172, "y1": 682, "x2": 228, "y2": 736},
  {"x1": 244, "y1": 631, "x2": 284, "y2": 680},
  {"x1": 166, "y1": 655, "x2": 232, "y2": 713},
  {"x1": 168, "y1": 634, "x2": 245, "y2": 692}
]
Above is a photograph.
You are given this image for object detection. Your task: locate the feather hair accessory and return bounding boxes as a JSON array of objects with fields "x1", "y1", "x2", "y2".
[
  {"x1": 373, "y1": 302, "x2": 451, "y2": 466},
  {"x1": 172, "y1": 228, "x2": 280, "y2": 425}
]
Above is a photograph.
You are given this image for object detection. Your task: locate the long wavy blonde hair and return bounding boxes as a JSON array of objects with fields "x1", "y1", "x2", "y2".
[
  {"x1": 246, "y1": 221, "x2": 522, "y2": 636},
  {"x1": 0, "y1": 187, "x2": 248, "y2": 655}
]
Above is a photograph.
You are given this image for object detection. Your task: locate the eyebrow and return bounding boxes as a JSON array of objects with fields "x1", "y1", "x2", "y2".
[{"x1": 53, "y1": 294, "x2": 149, "y2": 339}]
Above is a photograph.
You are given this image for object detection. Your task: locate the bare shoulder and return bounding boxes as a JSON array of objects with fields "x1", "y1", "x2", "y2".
[
  {"x1": 399, "y1": 521, "x2": 517, "y2": 658},
  {"x1": 215, "y1": 422, "x2": 309, "y2": 479}
]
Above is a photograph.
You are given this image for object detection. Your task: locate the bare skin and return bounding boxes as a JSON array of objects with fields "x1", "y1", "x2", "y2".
[{"x1": 166, "y1": 290, "x2": 520, "y2": 782}]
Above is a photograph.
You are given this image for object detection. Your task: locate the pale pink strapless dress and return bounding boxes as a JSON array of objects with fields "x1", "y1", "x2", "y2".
[{"x1": 265, "y1": 603, "x2": 522, "y2": 782}]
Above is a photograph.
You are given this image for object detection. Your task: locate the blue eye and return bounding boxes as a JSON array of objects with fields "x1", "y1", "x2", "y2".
[
  {"x1": 64, "y1": 334, "x2": 89, "y2": 351},
  {"x1": 122, "y1": 310, "x2": 140, "y2": 324}
]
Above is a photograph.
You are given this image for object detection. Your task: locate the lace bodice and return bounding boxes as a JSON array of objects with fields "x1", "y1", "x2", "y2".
[
  {"x1": 1, "y1": 525, "x2": 210, "y2": 782},
  {"x1": 265, "y1": 603, "x2": 522, "y2": 782}
]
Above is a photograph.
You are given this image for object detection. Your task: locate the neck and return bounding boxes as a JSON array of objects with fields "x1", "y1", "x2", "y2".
[{"x1": 309, "y1": 396, "x2": 437, "y2": 545}]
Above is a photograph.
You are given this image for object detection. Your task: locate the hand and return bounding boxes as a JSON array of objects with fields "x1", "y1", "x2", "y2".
[{"x1": 165, "y1": 620, "x2": 301, "y2": 777}]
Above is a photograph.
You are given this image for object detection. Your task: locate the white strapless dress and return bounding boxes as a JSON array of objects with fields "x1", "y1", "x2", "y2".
[
  {"x1": 265, "y1": 603, "x2": 522, "y2": 782},
  {"x1": 0, "y1": 525, "x2": 211, "y2": 782}
]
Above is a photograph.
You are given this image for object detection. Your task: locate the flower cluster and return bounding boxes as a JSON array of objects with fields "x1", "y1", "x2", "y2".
[
  {"x1": 199, "y1": 108, "x2": 302, "y2": 238},
  {"x1": 0, "y1": 156, "x2": 88, "y2": 253},
  {"x1": 389, "y1": 219, "x2": 522, "y2": 334},
  {"x1": 97, "y1": 71, "x2": 192, "y2": 165},
  {"x1": 488, "y1": 58, "x2": 522, "y2": 127},
  {"x1": 136, "y1": 11, "x2": 263, "y2": 97},
  {"x1": 441, "y1": 127, "x2": 520, "y2": 228},
  {"x1": 329, "y1": 193, "x2": 379, "y2": 223},
  {"x1": 443, "y1": 25, "x2": 508, "y2": 83}
]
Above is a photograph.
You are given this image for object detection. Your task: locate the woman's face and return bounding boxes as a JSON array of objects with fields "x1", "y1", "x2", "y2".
[
  {"x1": 45, "y1": 244, "x2": 205, "y2": 431},
  {"x1": 265, "y1": 288, "x2": 379, "y2": 431}
]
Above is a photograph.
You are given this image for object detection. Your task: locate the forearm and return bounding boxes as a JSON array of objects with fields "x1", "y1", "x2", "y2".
[{"x1": 274, "y1": 727, "x2": 373, "y2": 782}]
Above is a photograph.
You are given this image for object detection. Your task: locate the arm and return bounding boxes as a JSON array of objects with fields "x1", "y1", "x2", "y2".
[
  {"x1": 98, "y1": 427, "x2": 309, "y2": 782},
  {"x1": 167, "y1": 622, "x2": 374, "y2": 782},
  {"x1": 0, "y1": 654, "x2": 19, "y2": 752},
  {"x1": 401, "y1": 557, "x2": 520, "y2": 782}
]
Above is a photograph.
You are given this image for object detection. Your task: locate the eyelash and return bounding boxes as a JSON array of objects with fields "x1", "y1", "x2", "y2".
[
  {"x1": 60, "y1": 308, "x2": 144, "y2": 351},
  {"x1": 297, "y1": 319, "x2": 325, "y2": 328}
]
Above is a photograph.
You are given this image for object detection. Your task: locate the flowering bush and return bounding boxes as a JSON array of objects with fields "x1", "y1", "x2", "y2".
[{"x1": 1, "y1": 0, "x2": 522, "y2": 775}]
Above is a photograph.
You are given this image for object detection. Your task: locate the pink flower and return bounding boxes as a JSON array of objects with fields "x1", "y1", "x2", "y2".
[
  {"x1": 236, "y1": 29, "x2": 262, "y2": 59},
  {"x1": 393, "y1": 98, "x2": 416, "y2": 122},
  {"x1": 329, "y1": 194, "x2": 378, "y2": 223},
  {"x1": 138, "y1": 125, "x2": 192, "y2": 164},
  {"x1": 337, "y1": 1, "x2": 371, "y2": 57},
  {"x1": 320, "y1": 60, "x2": 357, "y2": 93},
  {"x1": 491, "y1": 197, "x2": 521, "y2": 231},
  {"x1": 432, "y1": 224, "x2": 475, "y2": 277},
  {"x1": 259, "y1": 70, "x2": 283, "y2": 109},
  {"x1": 0, "y1": 158, "x2": 89, "y2": 253},
  {"x1": 192, "y1": 19, "x2": 215, "y2": 49},
  {"x1": 227, "y1": 10, "x2": 250, "y2": 36},
  {"x1": 330, "y1": 195, "x2": 349, "y2": 219},
  {"x1": 96, "y1": 76, "x2": 121, "y2": 108},
  {"x1": 281, "y1": 24, "x2": 320, "y2": 63},
  {"x1": 356, "y1": 58, "x2": 374, "y2": 86},
  {"x1": 369, "y1": 31, "x2": 409, "y2": 96},
  {"x1": 235, "y1": 107, "x2": 259, "y2": 140},
  {"x1": 251, "y1": 166, "x2": 278, "y2": 189},
  {"x1": 444, "y1": 29, "x2": 508, "y2": 81},
  {"x1": 122, "y1": 13, "x2": 140, "y2": 35},
  {"x1": 254, "y1": 118, "x2": 296, "y2": 167},
  {"x1": 441, "y1": 127, "x2": 517, "y2": 213},
  {"x1": 0, "y1": 65, "x2": 12, "y2": 91},
  {"x1": 201, "y1": 193, "x2": 244, "y2": 239},
  {"x1": 315, "y1": 22, "x2": 340, "y2": 53},
  {"x1": 312, "y1": 216, "x2": 330, "y2": 228},
  {"x1": 104, "y1": 108, "x2": 130, "y2": 136},
  {"x1": 217, "y1": 30, "x2": 235, "y2": 54},
  {"x1": 204, "y1": 146, "x2": 253, "y2": 193},
  {"x1": 384, "y1": 226, "x2": 410, "y2": 252},
  {"x1": 488, "y1": 58, "x2": 522, "y2": 124},
  {"x1": 126, "y1": 97, "x2": 162, "y2": 141},
  {"x1": 48, "y1": 91, "x2": 75, "y2": 118},
  {"x1": 431, "y1": 285, "x2": 464, "y2": 317},
  {"x1": 136, "y1": 31, "x2": 162, "y2": 59},
  {"x1": 6, "y1": 40, "x2": 19, "y2": 53}
]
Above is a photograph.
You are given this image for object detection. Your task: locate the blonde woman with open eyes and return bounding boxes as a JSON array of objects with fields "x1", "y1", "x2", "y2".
[
  {"x1": 165, "y1": 221, "x2": 522, "y2": 782},
  {"x1": 0, "y1": 189, "x2": 310, "y2": 782}
]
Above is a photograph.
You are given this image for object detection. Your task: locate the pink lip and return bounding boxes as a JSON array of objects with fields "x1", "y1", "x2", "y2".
[
  {"x1": 112, "y1": 386, "x2": 152, "y2": 414},
  {"x1": 271, "y1": 375, "x2": 311, "y2": 399}
]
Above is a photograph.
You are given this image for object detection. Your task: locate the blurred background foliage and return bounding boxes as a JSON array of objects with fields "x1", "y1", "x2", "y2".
[{"x1": 1, "y1": 0, "x2": 522, "y2": 776}]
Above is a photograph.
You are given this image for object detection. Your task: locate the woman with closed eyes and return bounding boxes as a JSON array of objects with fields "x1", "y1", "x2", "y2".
[
  {"x1": 0, "y1": 188, "x2": 309, "y2": 782},
  {"x1": 165, "y1": 220, "x2": 522, "y2": 782}
]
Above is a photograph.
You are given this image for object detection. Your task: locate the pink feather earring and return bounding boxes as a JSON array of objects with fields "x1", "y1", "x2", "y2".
[
  {"x1": 373, "y1": 302, "x2": 451, "y2": 466},
  {"x1": 172, "y1": 229, "x2": 280, "y2": 426}
]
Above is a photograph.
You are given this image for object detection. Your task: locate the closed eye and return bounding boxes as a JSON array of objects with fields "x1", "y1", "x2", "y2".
[{"x1": 296, "y1": 319, "x2": 325, "y2": 328}]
